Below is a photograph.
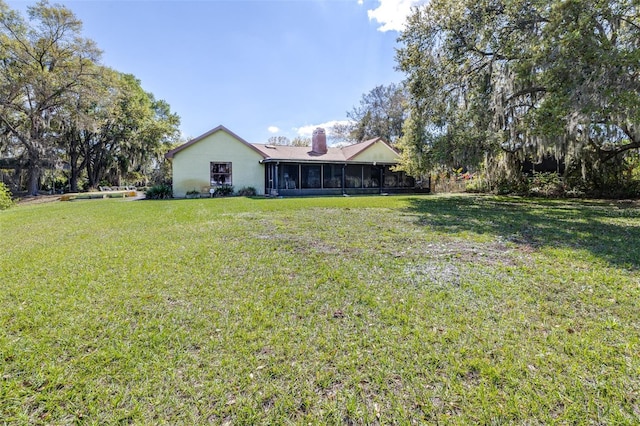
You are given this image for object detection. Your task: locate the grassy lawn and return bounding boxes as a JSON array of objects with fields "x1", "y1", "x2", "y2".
[{"x1": 1, "y1": 194, "x2": 639, "y2": 424}]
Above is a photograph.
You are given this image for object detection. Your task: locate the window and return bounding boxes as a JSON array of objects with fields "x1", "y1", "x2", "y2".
[
  {"x1": 382, "y1": 166, "x2": 415, "y2": 188},
  {"x1": 211, "y1": 162, "x2": 232, "y2": 185},
  {"x1": 278, "y1": 164, "x2": 299, "y2": 189},
  {"x1": 301, "y1": 165, "x2": 321, "y2": 188},
  {"x1": 323, "y1": 165, "x2": 342, "y2": 188},
  {"x1": 362, "y1": 165, "x2": 380, "y2": 188},
  {"x1": 345, "y1": 165, "x2": 362, "y2": 188}
]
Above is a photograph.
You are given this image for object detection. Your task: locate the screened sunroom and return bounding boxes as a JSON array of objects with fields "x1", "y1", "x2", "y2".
[{"x1": 262, "y1": 160, "x2": 426, "y2": 196}]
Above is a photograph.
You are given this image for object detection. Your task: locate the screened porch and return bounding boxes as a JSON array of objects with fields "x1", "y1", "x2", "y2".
[{"x1": 263, "y1": 162, "x2": 429, "y2": 196}]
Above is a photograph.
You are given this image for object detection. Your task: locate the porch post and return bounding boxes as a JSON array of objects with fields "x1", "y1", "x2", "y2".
[{"x1": 274, "y1": 163, "x2": 279, "y2": 196}]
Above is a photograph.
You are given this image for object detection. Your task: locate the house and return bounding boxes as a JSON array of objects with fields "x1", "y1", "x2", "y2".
[{"x1": 165, "y1": 125, "x2": 429, "y2": 197}]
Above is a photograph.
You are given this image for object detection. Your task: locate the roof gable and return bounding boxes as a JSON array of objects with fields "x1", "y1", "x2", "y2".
[
  {"x1": 165, "y1": 125, "x2": 267, "y2": 159},
  {"x1": 344, "y1": 138, "x2": 399, "y2": 162}
]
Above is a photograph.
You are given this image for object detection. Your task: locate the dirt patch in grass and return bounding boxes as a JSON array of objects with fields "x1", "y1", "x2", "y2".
[
  {"x1": 403, "y1": 238, "x2": 527, "y2": 292},
  {"x1": 414, "y1": 237, "x2": 521, "y2": 265}
]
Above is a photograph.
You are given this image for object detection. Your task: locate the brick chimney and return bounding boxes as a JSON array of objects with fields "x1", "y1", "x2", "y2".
[{"x1": 311, "y1": 127, "x2": 327, "y2": 154}]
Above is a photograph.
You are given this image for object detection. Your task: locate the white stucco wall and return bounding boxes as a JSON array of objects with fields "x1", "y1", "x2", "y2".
[{"x1": 171, "y1": 130, "x2": 265, "y2": 197}]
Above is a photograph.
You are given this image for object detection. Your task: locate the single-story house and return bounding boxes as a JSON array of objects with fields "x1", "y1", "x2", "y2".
[{"x1": 165, "y1": 125, "x2": 430, "y2": 197}]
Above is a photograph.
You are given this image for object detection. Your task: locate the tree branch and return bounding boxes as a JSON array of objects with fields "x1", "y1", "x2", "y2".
[
  {"x1": 601, "y1": 140, "x2": 640, "y2": 162},
  {"x1": 620, "y1": 16, "x2": 640, "y2": 32},
  {"x1": 506, "y1": 87, "x2": 547, "y2": 102}
]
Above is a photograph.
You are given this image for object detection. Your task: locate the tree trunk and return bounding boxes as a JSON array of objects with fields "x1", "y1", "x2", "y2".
[
  {"x1": 68, "y1": 148, "x2": 85, "y2": 193},
  {"x1": 69, "y1": 163, "x2": 80, "y2": 192},
  {"x1": 27, "y1": 161, "x2": 40, "y2": 196}
]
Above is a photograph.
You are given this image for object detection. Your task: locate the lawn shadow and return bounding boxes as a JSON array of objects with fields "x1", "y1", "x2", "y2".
[{"x1": 405, "y1": 195, "x2": 640, "y2": 270}]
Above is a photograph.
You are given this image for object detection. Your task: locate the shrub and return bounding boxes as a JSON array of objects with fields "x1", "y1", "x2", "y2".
[
  {"x1": 42, "y1": 176, "x2": 68, "y2": 193},
  {"x1": 0, "y1": 182, "x2": 15, "y2": 210},
  {"x1": 236, "y1": 186, "x2": 257, "y2": 196},
  {"x1": 465, "y1": 177, "x2": 489, "y2": 193},
  {"x1": 145, "y1": 184, "x2": 173, "y2": 200},
  {"x1": 214, "y1": 185, "x2": 234, "y2": 197},
  {"x1": 495, "y1": 175, "x2": 530, "y2": 195},
  {"x1": 185, "y1": 189, "x2": 200, "y2": 199},
  {"x1": 529, "y1": 172, "x2": 565, "y2": 197}
]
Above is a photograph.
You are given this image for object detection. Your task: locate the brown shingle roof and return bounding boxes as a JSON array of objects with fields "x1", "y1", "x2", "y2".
[
  {"x1": 165, "y1": 125, "x2": 397, "y2": 163},
  {"x1": 251, "y1": 137, "x2": 397, "y2": 163},
  {"x1": 251, "y1": 144, "x2": 348, "y2": 162}
]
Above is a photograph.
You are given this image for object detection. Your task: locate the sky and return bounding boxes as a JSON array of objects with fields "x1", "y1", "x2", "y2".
[{"x1": 7, "y1": 0, "x2": 423, "y2": 144}]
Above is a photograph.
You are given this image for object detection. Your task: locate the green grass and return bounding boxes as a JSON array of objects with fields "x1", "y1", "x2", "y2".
[{"x1": 1, "y1": 194, "x2": 639, "y2": 424}]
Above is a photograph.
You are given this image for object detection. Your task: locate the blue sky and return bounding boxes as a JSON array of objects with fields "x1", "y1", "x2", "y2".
[{"x1": 8, "y1": 0, "x2": 422, "y2": 143}]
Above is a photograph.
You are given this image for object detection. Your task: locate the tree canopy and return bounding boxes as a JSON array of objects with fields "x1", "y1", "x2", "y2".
[
  {"x1": 0, "y1": 0, "x2": 180, "y2": 194},
  {"x1": 331, "y1": 83, "x2": 408, "y2": 144},
  {"x1": 267, "y1": 135, "x2": 311, "y2": 147},
  {"x1": 396, "y1": 0, "x2": 640, "y2": 192}
]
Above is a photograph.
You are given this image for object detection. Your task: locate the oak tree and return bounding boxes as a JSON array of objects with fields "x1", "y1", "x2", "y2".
[
  {"x1": 332, "y1": 83, "x2": 408, "y2": 144},
  {"x1": 0, "y1": 0, "x2": 101, "y2": 194},
  {"x1": 396, "y1": 0, "x2": 639, "y2": 190}
]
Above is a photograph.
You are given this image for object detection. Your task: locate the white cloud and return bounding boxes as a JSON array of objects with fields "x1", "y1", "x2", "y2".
[
  {"x1": 295, "y1": 120, "x2": 352, "y2": 138},
  {"x1": 357, "y1": 0, "x2": 364, "y2": 5},
  {"x1": 367, "y1": 0, "x2": 425, "y2": 32},
  {"x1": 267, "y1": 126, "x2": 280, "y2": 133}
]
